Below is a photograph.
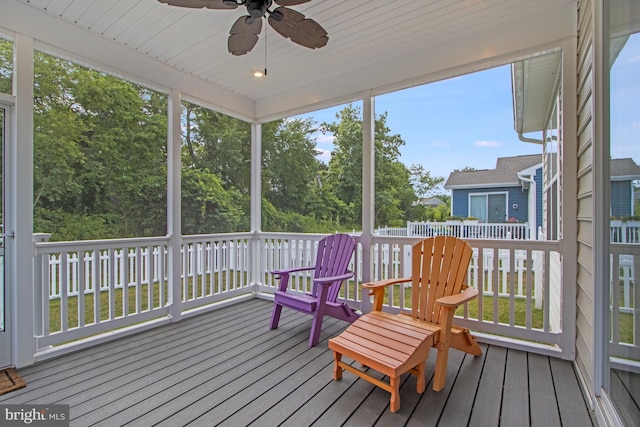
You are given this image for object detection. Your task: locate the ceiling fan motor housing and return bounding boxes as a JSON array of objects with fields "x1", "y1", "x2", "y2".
[{"x1": 245, "y1": 0, "x2": 271, "y2": 19}]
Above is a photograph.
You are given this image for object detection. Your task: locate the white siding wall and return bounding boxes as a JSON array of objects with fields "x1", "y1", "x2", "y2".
[{"x1": 576, "y1": 0, "x2": 596, "y2": 399}]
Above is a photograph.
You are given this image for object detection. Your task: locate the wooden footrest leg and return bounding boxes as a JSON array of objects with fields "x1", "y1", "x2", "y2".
[{"x1": 333, "y1": 352, "x2": 343, "y2": 380}]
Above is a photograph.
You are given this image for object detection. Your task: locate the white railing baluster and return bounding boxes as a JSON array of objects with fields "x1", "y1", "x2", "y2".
[{"x1": 34, "y1": 232, "x2": 576, "y2": 355}]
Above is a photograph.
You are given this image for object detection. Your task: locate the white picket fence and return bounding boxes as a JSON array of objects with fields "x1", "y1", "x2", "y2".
[{"x1": 47, "y1": 242, "x2": 246, "y2": 299}]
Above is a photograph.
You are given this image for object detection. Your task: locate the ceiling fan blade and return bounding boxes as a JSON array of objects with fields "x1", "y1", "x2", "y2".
[
  {"x1": 228, "y1": 16, "x2": 262, "y2": 56},
  {"x1": 268, "y1": 7, "x2": 328, "y2": 49},
  {"x1": 157, "y1": 0, "x2": 237, "y2": 9},
  {"x1": 273, "y1": 0, "x2": 311, "y2": 6}
]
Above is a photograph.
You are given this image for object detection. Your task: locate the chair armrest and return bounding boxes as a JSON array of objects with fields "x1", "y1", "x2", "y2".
[
  {"x1": 362, "y1": 278, "x2": 411, "y2": 311},
  {"x1": 271, "y1": 266, "x2": 315, "y2": 275},
  {"x1": 271, "y1": 266, "x2": 315, "y2": 292},
  {"x1": 362, "y1": 278, "x2": 411, "y2": 290},
  {"x1": 314, "y1": 271, "x2": 354, "y2": 286},
  {"x1": 436, "y1": 286, "x2": 478, "y2": 308}
]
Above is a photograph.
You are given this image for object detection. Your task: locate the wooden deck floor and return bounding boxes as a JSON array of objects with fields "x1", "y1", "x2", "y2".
[{"x1": 1, "y1": 299, "x2": 594, "y2": 426}]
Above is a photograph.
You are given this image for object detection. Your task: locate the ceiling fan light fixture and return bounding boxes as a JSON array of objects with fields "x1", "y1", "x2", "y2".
[{"x1": 253, "y1": 69, "x2": 266, "y2": 77}]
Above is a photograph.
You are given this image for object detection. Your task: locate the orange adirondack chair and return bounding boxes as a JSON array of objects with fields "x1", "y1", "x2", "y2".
[
  {"x1": 269, "y1": 233, "x2": 360, "y2": 347},
  {"x1": 328, "y1": 236, "x2": 482, "y2": 412}
]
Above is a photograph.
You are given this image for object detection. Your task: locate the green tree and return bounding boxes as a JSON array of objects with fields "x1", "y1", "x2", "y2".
[
  {"x1": 321, "y1": 105, "x2": 418, "y2": 228},
  {"x1": 0, "y1": 39, "x2": 11, "y2": 94},
  {"x1": 410, "y1": 164, "x2": 445, "y2": 199},
  {"x1": 181, "y1": 168, "x2": 245, "y2": 234},
  {"x1": 180, "y1": 101, "x2": 251, "y2": 232},
  {"x1": 33, "y1": 52, "x2": 168, "y2": 239},
  {"x1": 262, "y1": 118, "x2": 322, "y2": 212}
]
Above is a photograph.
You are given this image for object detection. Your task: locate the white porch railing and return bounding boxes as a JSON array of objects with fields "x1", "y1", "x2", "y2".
[
  {"x1": 34, "y1": 233, "x2": 253, "y2": 349},
  {"x1": 31, "y1": 232, "x2": 590, "y2": 359},
  {"x1": 378, "y1": 221, "x2": 531, "y2": 240},
  {"x1": 610, "y1": 220, "x2": 640, "y2": 244},
  {"x1": 610, "y1": 243, "x2": 640, "y2": 362},
  {"x1": 364, "y1": 236, "x2": 563, "y2": 349}
]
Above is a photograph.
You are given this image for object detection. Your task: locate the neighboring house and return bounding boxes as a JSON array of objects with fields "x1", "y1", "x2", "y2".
[
  {"x1": 444, "y1": 154, "x2": 543, "y2": 238},
  {"x1": 610, "y1": 158, "x2": 640, "y2": 218},
  {"x1": 445, "y1": 155, "x2": 640, "y2": 236}
]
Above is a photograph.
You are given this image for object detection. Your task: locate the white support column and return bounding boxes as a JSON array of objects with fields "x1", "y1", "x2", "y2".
[
  {"x1": 592, "y1": 0, "x2": 608, "y2": 396},
  {"x1": 559, "y1": 34, "x2": 578, "y2": 360},
  {"x1": 360, "y1": 93, "x2": 375, "y2": 312},
  {"x1": 250, "y1": 122, "x2": 262, "y2": 290},
  {"x1": 167, "y1": 90, "x2": 183, "y2": 321},
  {"x1": 12, "y1": 34, "x2": 35, "y2": 368}
]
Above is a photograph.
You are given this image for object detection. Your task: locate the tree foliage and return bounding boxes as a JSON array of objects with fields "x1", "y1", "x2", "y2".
[
  {"x1": 1, "y1": 47, "x2": 444, "y2": 240},
  {"x1": 0, "y1": 39, "x2": 11, "y2": 94}
]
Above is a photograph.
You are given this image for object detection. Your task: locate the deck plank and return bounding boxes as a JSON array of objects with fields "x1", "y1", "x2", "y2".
[
  {"x1": 0, "y1": 299, "x2": 595, "y2": 426},
  {"x1": 405, "y1": 347, "x2": 466, "y2": 427},
  {"x1": 528, "y1": 352, "x2": 562, "y2": 427},
  {"x1": 437, "y1": 344, "x2": 487, "y2": 426},
  {"x1": 500, "y1": 348, "x2": 530, "y2": 426},
  {"x1": 468, "y1": 345, "x2": 506, "y2": 427},
  {"x1": 550, "y1": 357, "x2": 594, "y2": 426},
  {"x1": 85, "y1": 310, "x2": 314, "y2": 426}
]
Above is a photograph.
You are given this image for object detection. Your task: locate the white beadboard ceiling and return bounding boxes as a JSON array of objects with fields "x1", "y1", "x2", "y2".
[{"x1": 2, "y1": 0, "x2": 576, "y2": 121}]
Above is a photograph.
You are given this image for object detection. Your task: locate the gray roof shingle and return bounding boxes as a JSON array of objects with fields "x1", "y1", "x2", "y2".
[
  {"x1": 445, "y1": 154, "x2": 541, "y2": 188},
  {"x1": 444, "y1": 155, "x2": 640, "y2": 188}
]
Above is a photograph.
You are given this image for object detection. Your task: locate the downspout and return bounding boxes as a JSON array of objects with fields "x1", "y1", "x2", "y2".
[
  {"x1": 518, "y1": 132, "x2": 543, "y2": 145},
  {"x1": 517, "y1": 172, "x2": 537, "y2": 239}
]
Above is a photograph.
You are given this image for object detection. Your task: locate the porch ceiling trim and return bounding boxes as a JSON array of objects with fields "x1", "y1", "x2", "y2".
[{"x1": 2, "y1": 0, "x2": 577, "y2": 123}]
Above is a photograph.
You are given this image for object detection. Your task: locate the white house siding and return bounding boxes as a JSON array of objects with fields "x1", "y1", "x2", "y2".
[{"x1": 575, "y1": 0, "x2": 596, "y2": 399}]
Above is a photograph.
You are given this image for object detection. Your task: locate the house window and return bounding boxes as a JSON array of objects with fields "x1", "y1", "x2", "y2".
[{"x1": 469, "y1": 193, "x2": 507, "y2": 223}]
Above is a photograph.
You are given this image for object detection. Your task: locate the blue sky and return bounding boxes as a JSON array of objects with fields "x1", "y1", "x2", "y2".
[
  {"x1": 611, "y1": 33, "x2": 640, "y2": 162},
  {"x1": 296, "y1": 35, "x2": 639, "y2": 183},
  {"x1": 295, "y1": 64, "x2": 541, "y2": 181}
]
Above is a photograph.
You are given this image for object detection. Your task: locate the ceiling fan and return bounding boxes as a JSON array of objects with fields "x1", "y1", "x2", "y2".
[{"x1": 158, "y1": 0, "x2": 328, "y2": 56}]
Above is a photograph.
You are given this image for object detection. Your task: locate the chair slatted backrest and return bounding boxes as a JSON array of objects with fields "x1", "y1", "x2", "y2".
[
  {"x1": 311, "y1": 234, "x2": 356, "y2": 302},
  {"x1": 411, "y1": 236, "x2": 473, "y2": 323}
]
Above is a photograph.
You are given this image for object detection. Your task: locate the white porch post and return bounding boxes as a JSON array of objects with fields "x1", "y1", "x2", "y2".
[
  {"x1": 167, "y1": 90, "x2": 183, "y2": 320},
  {"x1": 559, "y1": 34, "x2": 578, "y2": 360},
  {"x1": 250, "y1": 122, "x2": 262, "y2": 289},
  {"x1": 360, "y1": 93, "x2": 375, "y2": 312},
  {"x1": 12, "y1": 34, "x2": 35, "y2": 368}
]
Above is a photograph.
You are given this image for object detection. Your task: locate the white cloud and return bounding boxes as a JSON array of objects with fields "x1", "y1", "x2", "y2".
[
  {"x1": 473, "y1": 140, "x2": 503, "y2": 147},
  {"x1": 313, "y1": 133, "x2": 335, "y2": 145},
  {"x1": 315, "y1": 148, "x2": 332, "y2": 163}
]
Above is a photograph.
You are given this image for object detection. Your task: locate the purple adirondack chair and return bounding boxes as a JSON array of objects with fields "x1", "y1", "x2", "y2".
[{"x1": 269, "y1": 233, "x2": 360, "y2": 347}]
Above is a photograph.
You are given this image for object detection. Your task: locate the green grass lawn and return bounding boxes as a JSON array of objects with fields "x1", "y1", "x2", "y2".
[{"x1": 48, "y1": 276, "x2": 635, "y2": 345}]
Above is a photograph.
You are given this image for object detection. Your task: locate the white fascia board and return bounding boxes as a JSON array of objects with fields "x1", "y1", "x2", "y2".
[{"x1": 519, "y1": 163, "x2": 543, "y2": 176}]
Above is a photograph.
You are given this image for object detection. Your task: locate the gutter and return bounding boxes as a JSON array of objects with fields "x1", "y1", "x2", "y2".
[{"x1": 518, "y1": 131, "x2": 543, "y2": 144}]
